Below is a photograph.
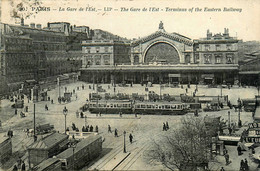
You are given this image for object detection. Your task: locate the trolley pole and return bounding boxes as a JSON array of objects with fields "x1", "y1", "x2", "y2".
[
  {"x1": 228, "y1": 111, "x2": 231, "y2": 128},
  {"x1": 123, "y1": 131, "x2": 126, "y2": 153},
  {"x1": 34, "y1": 103, "x2": 36, "y2": 142}
]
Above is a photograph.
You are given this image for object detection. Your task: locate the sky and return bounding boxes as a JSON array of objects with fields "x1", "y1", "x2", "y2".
[{"x1": 1, "y1": 0, "x2": 260, "y2": 41}]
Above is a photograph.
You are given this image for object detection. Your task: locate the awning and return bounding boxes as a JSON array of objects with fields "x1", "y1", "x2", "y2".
[
  {"x1": 168, "y1": 74, "x2": 181, "y2": 77},
  {"x1": 204, "y1": 77, "x2": 213, "y2": 80},
  {"x1": 239, "y1": 71, "x2": 260, "y2": 75},
  {"x1": 201, "y1": 74, "x2": 214, "y2": 78},
  {"x1": 25, "y1": 79, "x2": 36, "y2": 83},
  {"x1": 199, "y1": 97, "x2": 213, "y2": 102}
]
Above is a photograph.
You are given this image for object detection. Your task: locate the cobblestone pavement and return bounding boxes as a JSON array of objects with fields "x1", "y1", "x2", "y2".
[{"x1": 0, "y1": 81, "x2": 259, "y2": 170}]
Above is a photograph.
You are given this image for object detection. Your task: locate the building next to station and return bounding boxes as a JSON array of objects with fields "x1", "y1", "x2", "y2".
[
  {"x1": 80, "y1": 22, "x2": 239, "y2": 85},
  {"x1": 0, "y1": 20, "x2": 91, "y2": 95}
]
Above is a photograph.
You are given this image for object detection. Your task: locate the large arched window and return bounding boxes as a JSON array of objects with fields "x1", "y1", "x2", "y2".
[{"x1": 144, "y1": 42, "x2": 180, "y2": 64}]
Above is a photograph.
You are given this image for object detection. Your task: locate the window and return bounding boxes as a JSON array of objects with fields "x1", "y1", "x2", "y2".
[
  {"x1": 227, "y1": 44, "x2": 231, "y2": 51},
  {"x1": 104, "y1": 47, "x2": 109, "y2": 53},
  {"x1": 205, "y1": 45, "x2": 210, "y2": 51},
  {"x1": 226, "y1": 54, "x2": 234, "y2": 64},
  {"x1": 204, "y1": 54, "x2": 212, "y2": 64},
  {"x1": 216, "y1": 57, "x2": 221, "y2": 64},
  {"x1": 216, "y1": 45, "x2": 220, "y2": 51},
  {"x1": 195, "y1": 54, "x2": 199, "y2": 63},
  {"x1": 96, "y1": 47, "x2": 100, "y2": 53},
  {"x1": 215, "y1": 54, "x2": 222, "y2": 64},
  {"x1": 85, "y1": 48, "x2": 91, "y2": 53}
]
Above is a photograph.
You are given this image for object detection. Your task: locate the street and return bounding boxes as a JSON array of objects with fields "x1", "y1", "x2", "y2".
[{"x1": 0, "y1": 81, "x2": 259, "y2": 170}]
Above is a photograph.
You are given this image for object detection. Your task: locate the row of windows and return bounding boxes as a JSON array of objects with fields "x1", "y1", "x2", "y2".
[
  {"x1": 6, "y1": 45, "x2": 32, "y2": 51},
  {"x1": 85, "y1": 47, "x2": 110, "y2": 53},
  {"x1": 203, "y1": 44, "x2": 233, "y2": 51},
  {"x1": 33, "y1": 43, "x2": 66, "y2": 51},
  {"x1": 5, "y1": 38, "x2": 31, "y2": 44},
  {"x1": 204, "y1": 54, "x2": 234, "y2": 64},
  {"x1": 6, "y1": 53, "x2": 34, "y2": 59},
  {"x1": 32, "y1": 35, "x2": 66, "y2": 42}
]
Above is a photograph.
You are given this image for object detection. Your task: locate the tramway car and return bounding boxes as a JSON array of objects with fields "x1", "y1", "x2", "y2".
[
  {"x1": 34, "y1": 135, "x2": 102, "y2": 171},
  {"x1": 88, "y1": 100, "x2": 132, "y2": 114},
  {"x1": 133, "y1": 102, "x2": 187, "y2": 115}
]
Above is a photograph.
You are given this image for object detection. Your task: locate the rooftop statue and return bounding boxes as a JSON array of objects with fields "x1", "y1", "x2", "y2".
[{"x1": 159, "y1": 21, "x2": 164, "y2": 29}]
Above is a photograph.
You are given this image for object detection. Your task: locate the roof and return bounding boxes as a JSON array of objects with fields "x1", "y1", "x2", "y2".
[
  {"x1": 57, "y1": 135, "x2": 101, "y2": 159},
  {"x1": 29, "y1": 132, "x2": 68, "y2": 150},
  {"x1": 0, "y1": 134, "x2": 9, "y2": 144},
  {"x1": 34, "y1": 158, "x2": 60, "y2": 171}
]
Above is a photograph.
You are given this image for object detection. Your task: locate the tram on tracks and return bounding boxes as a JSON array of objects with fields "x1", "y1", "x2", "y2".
[
  {"x1": 34, "y1": 135, "x2": 102, "y2": 171},
  {"x1": 86, "y1": 100, "x2": 189, "y2": 115}
]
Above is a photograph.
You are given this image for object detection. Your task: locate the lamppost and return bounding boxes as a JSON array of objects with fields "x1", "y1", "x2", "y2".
[
  {"x1": 84, "y1": 115, "x2": 87, "y2": 127},
  {"x1": 69, "y1": 139, "x2": 77, "y2": 171},
  {"x1": 63, "y1": 106, "x2": 68, "y2": 133},
  {"x1": 123, "y1": 131, "x2": 126, "y2": 153}
]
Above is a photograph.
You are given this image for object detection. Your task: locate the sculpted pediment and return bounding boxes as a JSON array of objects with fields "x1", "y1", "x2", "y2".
[{"x1": 131, "y1": 31, "x2": 193, "y2": 47}]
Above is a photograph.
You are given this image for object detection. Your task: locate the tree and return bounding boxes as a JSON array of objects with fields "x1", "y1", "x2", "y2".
[{"x1": 147, "y1": 116, "x2": 214, "y2": 171}]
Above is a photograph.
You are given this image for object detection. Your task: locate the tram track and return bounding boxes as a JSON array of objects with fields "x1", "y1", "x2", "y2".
[
  {"x1": 114, "y1": 141, "x2": 152, "y2": 170},
  {"x1": 87, "y1": 137, "x2": 131, "y2": 170}
]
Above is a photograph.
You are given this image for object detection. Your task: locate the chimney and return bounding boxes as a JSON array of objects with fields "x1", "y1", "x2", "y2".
[
  {"x1": 36, "y1": 24, "x2": 42, "y2": 29},
  {"x1": 30, "y1": 23, "x2": 35, "y2": 28},
  {"x1": 21, "y1": 18, "x2": 24, "y2": 26}
]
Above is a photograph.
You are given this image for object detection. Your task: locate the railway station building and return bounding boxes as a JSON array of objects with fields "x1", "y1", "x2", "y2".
[{"x1": 80, "y1": 22, "x2": 239, "y2": 85}]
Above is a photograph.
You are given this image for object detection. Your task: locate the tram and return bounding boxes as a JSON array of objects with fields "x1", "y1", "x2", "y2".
[
  {"x1": 87, "y1": 100, "x2": 188, "y2": 115},
  {"x1": 133, "y1": 102, "x2": 187, "y2": 115},
  {"x1": 88, "y1": 100, "x2": 132, "y2": 114}
]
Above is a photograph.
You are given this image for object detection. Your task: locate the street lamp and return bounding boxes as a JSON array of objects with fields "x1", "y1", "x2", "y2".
[
  {"x1": 63, "y1": 106, "x2": 68, "y2": 133},
  {"x1": 69, "y1": 139, "x2": 77, "y2": 171},
  {"x1": 123, "y1": 131, "x2": 126, "y2": 153},
  {"x1": 84, "y1": 115, "x2": 87, "y2": 127}
]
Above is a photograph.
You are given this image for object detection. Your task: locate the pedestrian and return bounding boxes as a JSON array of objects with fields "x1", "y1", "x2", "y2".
[
  {"x1": 129, "y1": 133, "x2": 133, "y2": 143},
  {"x1": 21, "y1": 161, "x2": 26, "y2": 171},
  {"x1": 119, "y1": 112, "x2": 122, "y2": 117},
  {"x1": 185, "y1": 88, "x2": 188, "y2": 93},
  {"x1": 244, "y1": 158, "x2": 249, "y2": 171},
  {"x1": 76, "y1": 110, "x2": 79, "y2": 118},
  {"x1": 12, "y1": 165, "x2": 18, "y2": 171},
  {"x1": 237, "y1": 145, "x2": 242, "y2": 155},
  {"x1": 82, "y1": 126, "x2": 85, "y2": 132},
  {"x1": 15, "y1": 108, "x2": 17, "y2": 115},
  {"x1": 85, "y1": 126, "x2": 88, "y2": 132},
  {"x1": 166, "y1": 122, "x2": 169, "y2": 130},
  {"x1": 8, "y1": 129, "x2": 13, "y2": 138},
  {"x1": 99, "y1": 112, "x2": 102, "y2": 117},
  {"x1": 225, "y1": 153, "x2": 230, "y2": 165},
  {"x1": 82, "y1": 84, "x2": 84, "y2": 90},
  {"x1": 51, "y1": 99, "x2": 53, "y2": 104},
  {"x1": 80, "y1": 112, "x2": 84, "y2": 118},
  {"x1": 108, "y1": 125, "x2": 112, "y2": 133},
  {"x1": 163, "y1": 123, "x2": 166, "y2": 131},
  {"x1": 115, "y1": 128, "x2": 118, "y2": 137},
  {"x1": 90, "y1": 125, "x2": 93, "y2": 132},
  {"x1": 251, "y1": 146, "x2": 255, "y2": 154},
  {"x1": 228, "y1": 127, "x2": 232, "y2": 135},
  {"x1": 95, "y1": 125, "x2": 99, "y2": 133},
  {"x1": 45, "y1": 104, "x2": 48, "y2": 111},
  {"x1": 220, "y1": 167, "x2": 225, "y2": 171},
  {"x1": 17, "y1": 158, "x2": 22, "y2": 169},
  {"x1": 240, "y1": 160, "x2": 245, "y2": 171}
]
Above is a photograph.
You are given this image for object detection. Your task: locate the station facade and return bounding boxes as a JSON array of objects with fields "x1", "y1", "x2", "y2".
[{"x1": 80, "y1": 22, "x2": 239, "y2": 85}]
